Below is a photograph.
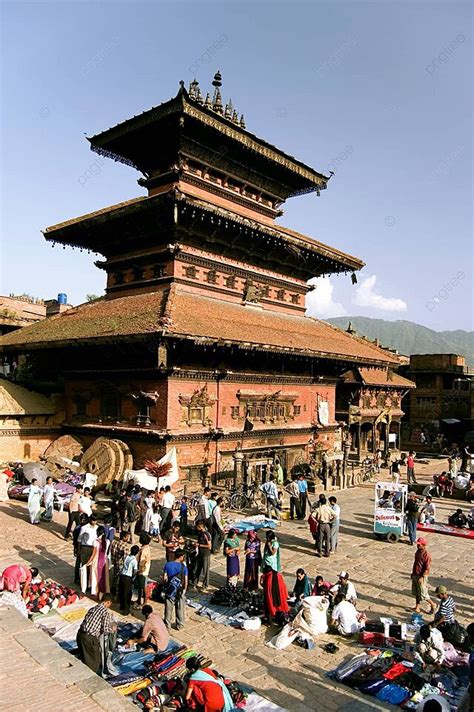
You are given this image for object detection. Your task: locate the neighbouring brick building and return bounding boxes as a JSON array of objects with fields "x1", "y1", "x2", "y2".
[
  {"x1": 0, "y1": 73, "x2": 406, "y2": 481},
  {"x1": 402, "y1": 354, "x2": 474, "y2": 446}
]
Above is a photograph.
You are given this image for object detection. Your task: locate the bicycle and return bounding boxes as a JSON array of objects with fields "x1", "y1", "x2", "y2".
[
  {"x1": 187, "y1": 491, "x2": 201, "y2": 518},
  {"x1": 224, "y1": 483, "x2": 260, "y2": 511},
  {"x1": 353, "y1": 459, "x2": 377, "y2": 486}
]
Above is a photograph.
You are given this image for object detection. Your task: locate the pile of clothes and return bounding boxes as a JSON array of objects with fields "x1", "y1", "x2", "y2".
[
  {"x1": 329, "y1": 648, "x2": 469, "y2": 709},
  {"x1": 26, "y1": 578, "x2": 79, "y2": 615}
]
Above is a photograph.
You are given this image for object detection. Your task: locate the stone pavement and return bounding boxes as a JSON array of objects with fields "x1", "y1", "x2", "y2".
[
  {"x1": 0, "y1": 606, "x2": 135, "y2": 712},
  {"x1": 1, "y1": 461, "x2": 473, "y2": 712}
]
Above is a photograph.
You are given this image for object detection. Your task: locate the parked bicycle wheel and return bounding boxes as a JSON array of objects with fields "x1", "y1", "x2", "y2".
[{"x1": 229, "y1": 493, "x2": 248, "y2": 510}]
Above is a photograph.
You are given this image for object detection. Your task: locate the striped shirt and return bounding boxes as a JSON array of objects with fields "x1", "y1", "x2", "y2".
[{"x1": 436, "y1": 596, "x2": 456, "y2": 623}]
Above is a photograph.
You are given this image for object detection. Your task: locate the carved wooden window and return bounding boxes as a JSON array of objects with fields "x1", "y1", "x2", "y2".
[
  {"x1": 231, "y1": 406, "x2": 240, "y2": 419},
  {"x1": 185, "y1": 266, "x2": 197, "y2": 279},
  {"x1": 226, "y1": 275, "x2": 236, "y2": 289},
  {"x1": 206, "y1": 270, "x2": 217, "y2": 284},
  {"x1": 260, "y1": 285, "x2": 270, "y2": 298},
  {"x1": 153, "y1": 264, "x2": 166, "y2": 278},
  {"x1": 276, "y1": 289, "x2": 285, "y2": 300},
  {"x1": 113, "y1": 272, "x2": 124, "y2": 285},
  {"x1": 133, "y1": 267, "x2": 145, "y2": 281},
  {"x1": 189, "y1": 406, "x2": 204, "y2": 424},
  {"x1": 293, "y1": 405, "x2": 301, "y2": 416},
  {"x1": 291, "y1": 294, "x2": 300, "y2": 304}
]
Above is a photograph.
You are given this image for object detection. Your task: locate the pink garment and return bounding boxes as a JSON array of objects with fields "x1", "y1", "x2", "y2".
[
  {"x1": 90, "y1": 539, "x2": 110, "y2": 595},
  {"x1": 442, "y1": 641, "x2": 469, "y2": 667},
  {"x1": 0, "y1": 564, "x2": 31, "y2": 592}
]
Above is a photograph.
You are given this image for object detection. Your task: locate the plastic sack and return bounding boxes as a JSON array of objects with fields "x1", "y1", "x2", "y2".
[
  {"x1": 266, "y1": 623, "x2": 299, "y2": 649},
  {"x1": 241, "y1": 617, "x2": 262, "y2": 631}
]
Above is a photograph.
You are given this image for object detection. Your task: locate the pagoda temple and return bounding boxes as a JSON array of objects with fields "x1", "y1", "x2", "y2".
[{"x1": 0, "y1": 72, "x2": 408, "y2": 482}]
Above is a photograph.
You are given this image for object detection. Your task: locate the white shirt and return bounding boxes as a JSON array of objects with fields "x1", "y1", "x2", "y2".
[
  {"x1": 78, "y1": 523, "x2": 97, "y2": 546},
  {"x1": 79, "y1": 495, "x2": 93, "y2": 516},
  {"x1": 332, "y1": 600, "x2": 360, "y2": 635},
  {"x1": 162, "y1": 492, "x2": 175, "y2": 509},
  {"x1": 330, "y1": 581, "x2": 357, "y2": 603},
  {"x1": 330, "y1": 503, "x2": 341, "y2": 521}
]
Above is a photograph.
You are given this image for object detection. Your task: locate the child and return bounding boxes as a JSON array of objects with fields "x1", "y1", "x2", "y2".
[
  {"x1": 312, "y1": 575, "x2": 332, "y2": 597},
  {"x1": 149, "y1": 505, "x2": 161, "y2": 541},
  {"x1": 179, "y1": 496, "x2": 188, "y2": 535},
  {"x1": 118, "y1": 544, "x2": 139, "y2": 615}
]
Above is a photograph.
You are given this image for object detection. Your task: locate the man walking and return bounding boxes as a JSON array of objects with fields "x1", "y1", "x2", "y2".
[
  {"x1": 160, "y1": 485, "x2": 175, "y2": 534},
  {"x1": 313, "y1": 495, "x2": 335, "y2": 557},
  {"x1": 260, "y1": 476, "x2": 280, "y2": 520},
  {"x1": 411, "y1": 537, "x2": 436, "y2": 614},
  {"x1": 406, "y1": 451, "x2": 417, "y2": 485},
  {"x1": 195, "y1": 487, "x2": 212, "y2": 531},
  {"x1": 65, "y1": 484, "x2": 83, "y2": 539},
  {"x1": 163, "y1": 548, "x2": 188, "y2": 630},
  {"x1": 328, "y1": 495, "x2": 340, "y2": 552}
]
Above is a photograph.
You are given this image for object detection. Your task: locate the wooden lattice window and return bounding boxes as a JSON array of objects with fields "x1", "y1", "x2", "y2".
[
  {"x1": 226, "y1": 275, "x2": 236, "y2": 289},
  {"x1": 276, "y1": 289, "x2": 285, "y2": 300},
  {"x1": 185, "y1": 266, "x2": 197, "y2": 279}
]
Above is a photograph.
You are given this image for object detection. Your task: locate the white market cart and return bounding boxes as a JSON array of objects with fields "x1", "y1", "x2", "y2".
[{"x1": 373, "y1": 481, "x2": 408, "y2": 543}]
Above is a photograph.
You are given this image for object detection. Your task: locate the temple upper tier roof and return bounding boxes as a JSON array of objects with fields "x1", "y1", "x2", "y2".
[
  {"x1": 43, "y1": 189, "x2": 364, "y2": 278},
  {"x1": 0, "y1": 284, "x2": 398, "y2": 366},
  {"x1": 86, "y1": 73, "x2": 330, "y2": 203}
]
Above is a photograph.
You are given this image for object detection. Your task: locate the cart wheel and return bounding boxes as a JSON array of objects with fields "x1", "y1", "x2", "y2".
[{"x1": 386, "y1": 532, "x2": 399, "y2": 543}]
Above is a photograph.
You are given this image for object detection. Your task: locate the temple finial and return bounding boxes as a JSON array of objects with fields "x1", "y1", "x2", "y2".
[
  {"x1": 232, "y1": 109, "x2": 239, "y2": 123},
  {"x1": 213, "y1": 87, "x2": 223, "y2": 114},
  {"x1": 212, "y1": 70, "x2": 222, "y2": 88},
  {"x1": 239, "y1": 114, "x2": 246, "y2": 129},
  {"x1": 195, "y1": 86, "x2": 203, "y2": 104},
  {"x1": 204, "y1": 92, "x2": 212, "y2": 109},
  {"x1": 224, "y1": 99, "x2": 233, "y2": 119}
]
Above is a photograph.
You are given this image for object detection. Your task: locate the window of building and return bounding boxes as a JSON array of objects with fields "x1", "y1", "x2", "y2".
[
  {"x1": 416, "y1": 396, "x2": 436, "y2": 406},
  {"x1": 189, "y1": 406, "x2": 204, "y2": 424},
  {"x1": 231, "y1": 406, "x2": 240, "y2": 419},
  {"x1": 113, "y1": 272, "x2": 124, "y2": 285},
  {"x1": 276, "y1": 289, "x2": 285, "y2": 300},
  {"x1": 153, "y1": 264, "x2": 166, "y2": 278},
  {"x1": 260, "y1": 285, "x2": 270, "y2": 298},
  {"x1": 133, "y1": 267, "x2": 145, "y2": 281},
  {"x1": 206, "y1": 270, "x2": 217, "y2": 284},
  {"x1": 293, "y1": 405, "x2": 301, "y2": 416},
  {"x1": 226, "y1": 275, "x2": 236, "y2": 289},
  {"x1": 290, "y1": 294, "x2": 300, "y2": 305},
  {"x1": 185, "y1": 266, "x2": 197, "y2": 279},
  {"x1": 100, "y1": 385, "x2": 121, "y2": 420}
]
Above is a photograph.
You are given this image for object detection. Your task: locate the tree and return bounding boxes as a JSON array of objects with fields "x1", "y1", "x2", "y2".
[{"x1": 86, "y1": 294, "x2": 101, "y2": 302}]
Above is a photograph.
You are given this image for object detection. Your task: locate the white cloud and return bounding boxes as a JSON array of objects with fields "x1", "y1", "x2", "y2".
[
  {"x1": 306, "y1": 276, "x2": 347, "y2": 318},
  {"x1": 354, "y1": 274, "x2": 407, "y2": 312}
]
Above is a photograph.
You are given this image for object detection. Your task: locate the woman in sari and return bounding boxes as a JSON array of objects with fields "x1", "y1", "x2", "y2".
[
  {"x1": 185, "y1": 656, "x2": 234, "y2": 712},
  {"x1": 90, "y1": 526, "x2": 110, "y2": 599},
  {"x1": 243, "y1": 530, "x2": 261, "y2": 590},
  {"x1": 260, "y1": 531, "x2": 289, "y2": 624},
  {"x1": 223, "y1": 529, "x2": 240, "y2": 586},
  {"x1": 40, "y1": 476, "x2": 55, "y2": 522},
  {"x1": 27, "y1": 478, "x2": 42, "y2": 524}
]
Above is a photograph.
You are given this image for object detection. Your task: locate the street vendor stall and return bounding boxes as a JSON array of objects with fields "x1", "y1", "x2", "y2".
[{"x1": 374, "y1": 482, "x2": 407, "y2": 543}]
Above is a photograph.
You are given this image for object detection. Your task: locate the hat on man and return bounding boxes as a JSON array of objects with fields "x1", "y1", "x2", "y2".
[
  {"x1": 416, "y1": 537, "x2": 428, "y2": 546},
  {"x1": 338, "y1": 571, "x2": 349, "y2": 579},
  {"x1": 435, "y1": 585, "x2": 448, "y2": 595}
]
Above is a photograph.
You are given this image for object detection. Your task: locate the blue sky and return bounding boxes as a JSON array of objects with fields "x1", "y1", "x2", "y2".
[{"x1": 1, "y1": 1, "x2": 472, "y2": 331}]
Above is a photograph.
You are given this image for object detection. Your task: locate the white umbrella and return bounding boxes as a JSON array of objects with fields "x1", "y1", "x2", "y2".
[{"x1": 23, "y1": 462, "x2": 51, "y2": 487}]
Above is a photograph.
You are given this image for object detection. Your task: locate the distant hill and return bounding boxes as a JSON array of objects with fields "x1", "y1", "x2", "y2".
[{"x1": 326, "y1": 316, "x2": 474, "y2": 366}]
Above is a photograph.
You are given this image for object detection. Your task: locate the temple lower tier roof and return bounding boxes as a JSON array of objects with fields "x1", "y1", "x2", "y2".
[{"x1": 0, "y1": 284, "x2": 399, "y2": 366}]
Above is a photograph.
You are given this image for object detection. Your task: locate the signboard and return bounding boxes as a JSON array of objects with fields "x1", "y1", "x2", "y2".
[
  {"x1": 374, "y1": 481, "x2": 407, "y2": 536},
  {"x1": 318, "y1": 399, "x2": 330, "y2": 426}
]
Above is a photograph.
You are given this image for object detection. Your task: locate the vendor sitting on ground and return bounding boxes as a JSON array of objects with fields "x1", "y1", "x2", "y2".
[
  {"x1": 432, "y1": 585, "x2": 458, "y2": 641},
  {"x1": 419, "y1": 496, "x2": 437, "y2": 524},
  {"x1": 290, "y1": 568, "x2": 312, "y2": 601},
  {"x1": 185, "y1": 655, "x2": 233, "y2": 712},
  {"x1": 0, "y1": 564, "x2": 38, "y2": 599},
  {"x1": 330, "y1": 593, "x2": 366, "y2": 637},
  {"x1": 126, "y1": 604, "x2": 170, "y2": 654},
  {"x1": 448, "y1": 508, "x2": 468, "y2": 528},
  {"x1": 312, "y1": 575, "x2": 332, "y2": 597},
  {"x1": 414, "y1": 623, "x2": 445, "y2": 670},
  {"x1": 329, "y1": 571, "x2": 357, "y2": 605}
]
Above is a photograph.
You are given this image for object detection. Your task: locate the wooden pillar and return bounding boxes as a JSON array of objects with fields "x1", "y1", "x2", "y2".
[{"x1": 357, "y1": 423, "x2": 362, "y2": 460}]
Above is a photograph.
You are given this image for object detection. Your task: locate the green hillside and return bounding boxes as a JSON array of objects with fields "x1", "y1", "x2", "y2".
[{"x1": 326, "y1": 317, "x2": 474, "y2": 366}]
